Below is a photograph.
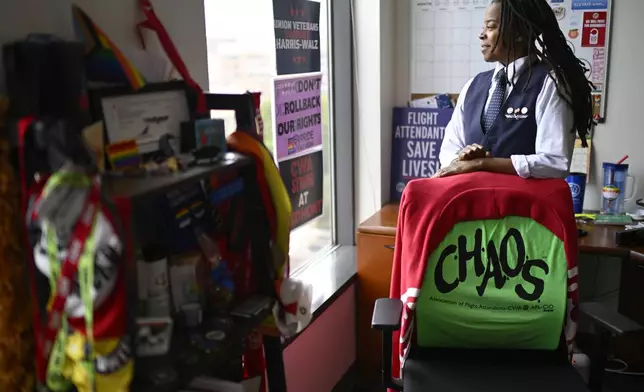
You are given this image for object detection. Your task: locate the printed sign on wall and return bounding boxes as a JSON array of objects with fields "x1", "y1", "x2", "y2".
[
  {"x1": 390, "y1": 107, "x2": 453, "y2": 201},
  {"x1": 571, "y1": 0, "x2": 608, "y2": 10},
  {"x1": 279, "y1": 150, "x2": 323, "y2": 229},
  {"x1": 581, "y1": 11, "x2": 607, "y2": 47},
  {"x1": 272, "y1": 0, "x2": 321, "y2": 75},
  {"x1": 272, "y1": 73, "x2": 323, "y2": 162}
]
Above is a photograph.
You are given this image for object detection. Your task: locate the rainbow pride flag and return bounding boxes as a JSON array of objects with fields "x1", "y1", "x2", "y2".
[
  {"x1": 106, "y1": 140, "x2": 141, "y2": 171},
  {"x1": 72, "y1": 5, "x2": 146, "y2": 89},
  {"x1": 175, "y1": 208, "x2": 190, "y2": 220}
]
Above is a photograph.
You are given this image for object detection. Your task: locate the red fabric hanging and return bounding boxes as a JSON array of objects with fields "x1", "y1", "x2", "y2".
[{"x1": 137, "y1": 0, "x2": 207, "y2": 114}]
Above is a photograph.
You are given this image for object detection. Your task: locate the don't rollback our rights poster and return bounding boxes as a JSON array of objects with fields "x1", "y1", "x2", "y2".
[{"x1": 390, "y1": 107, "x2": 453, "y2": 201}]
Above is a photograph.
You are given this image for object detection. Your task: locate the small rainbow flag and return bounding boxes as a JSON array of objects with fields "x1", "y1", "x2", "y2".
[
  {"x1": 72, "y1": 5, "x2": 146, "y2": 89},
  {"x1": 106, "y1": 140, "x2": 141, "y2": 171},
  {"x1": 175, "y1": 208, "x2": 190, "y2": 219}
]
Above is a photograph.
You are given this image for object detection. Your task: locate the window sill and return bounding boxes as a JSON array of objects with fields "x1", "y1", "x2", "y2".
[{"x1": 281, "y1": 245, "x2": 357, "y2": 348}]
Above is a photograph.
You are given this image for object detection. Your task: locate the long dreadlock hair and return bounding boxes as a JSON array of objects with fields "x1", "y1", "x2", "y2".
[{"x1": 492, "y1": 0, "x2": 594, "y2": 146}]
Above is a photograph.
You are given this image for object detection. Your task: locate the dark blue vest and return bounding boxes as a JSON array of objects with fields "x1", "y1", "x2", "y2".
[{"x1": 463, "y1": 62, "x2": 550, "y2": 158}]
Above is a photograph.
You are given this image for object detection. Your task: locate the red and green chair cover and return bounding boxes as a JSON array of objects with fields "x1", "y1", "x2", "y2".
[{"x1": 386, "y1": 172, "x2": 583, "y2": 391}]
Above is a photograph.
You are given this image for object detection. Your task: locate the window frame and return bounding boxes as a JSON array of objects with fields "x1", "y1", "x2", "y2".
[
  {"x1": 202, "y1": 0, "x2": 354, "y2": 255},
  {"x1": 328, "y1": 0, "x2": 355, "y2": 246}
]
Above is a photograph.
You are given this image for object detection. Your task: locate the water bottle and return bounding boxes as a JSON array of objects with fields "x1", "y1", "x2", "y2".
[
  {"x1": 142, "y1": 244, "x2": 171, "y2": 317},
  {"x1": 601, "y1": 163, "x2": 637, "y2": 214}
]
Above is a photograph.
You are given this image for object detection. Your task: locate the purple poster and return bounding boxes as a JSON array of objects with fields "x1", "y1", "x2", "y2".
[
  {"x1": 390, "y1": 107, "x2": 454, "y2": 201},
  {"x1": 272, "y1": 72, "x2": 323, "y2": 161}
]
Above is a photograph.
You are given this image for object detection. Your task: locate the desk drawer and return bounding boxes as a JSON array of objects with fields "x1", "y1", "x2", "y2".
[
  {"x1": 357, "y1": 232, "x2": 395, "y2": 383},
  {"x1": 616, "y1": 261, "x2": 644, "y2": 369},
  {"x1": 619, "y1": 261, "x2": 644, "y2": 325}
]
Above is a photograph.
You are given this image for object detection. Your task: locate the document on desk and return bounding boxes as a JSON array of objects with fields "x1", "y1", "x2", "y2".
[{"x1": 570, "y1": 138, "x2": 592, "y2": 181}]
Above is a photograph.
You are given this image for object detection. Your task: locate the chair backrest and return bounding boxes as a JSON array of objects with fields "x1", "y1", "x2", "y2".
[{"x1": 398, "y1": 173, "x2": 578, "y2": 353}]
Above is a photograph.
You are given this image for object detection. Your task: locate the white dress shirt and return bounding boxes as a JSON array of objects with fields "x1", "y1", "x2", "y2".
[{"x1": 438, "y1": 56, "x2": 575, "y2": 179}]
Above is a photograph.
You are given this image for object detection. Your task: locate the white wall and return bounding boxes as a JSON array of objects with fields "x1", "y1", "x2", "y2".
[
  {"x1": 355, "y1": 0, "x2": 644, "y2": 220},
  {"x1": 352, "y1": 0, "x2": 399, "y2": 224},
  {"x1": 0, "y1": 0, "x2": 208, "y2": 92},
  {"x1": 587, "y1": 1, "x2": 644, "y2": 211}
]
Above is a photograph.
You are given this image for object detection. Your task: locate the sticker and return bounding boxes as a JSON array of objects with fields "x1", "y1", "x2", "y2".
[
  {"x1": 571, "y1": 0, "x2": 608, "y2": 11},
  {"x1": 569, "y1": 182, "x2": 582, "y2": 198},
  {"x1": 569, "y1": 14, "x2": 582, "y2": 28},
  {"x1": 581, "y1": 12, "x2": 607, "y2": 47},
  {"x1": 552, "y1": 6, "x2": 566, "y2": 20},
  {"x1": 602, "y1": 184, "x2": 620, "y2": 200},
  {"x1": 396, "y1": 182, "x2": 405, "y2": 193},
  {"x1": 591, "y1": 48, "x2": 606, "y2": 83},
  {"x1": 592, "y1": 93, "x2": 602, "y2": 120},
  {"x1": 568, "y1": 29, "x2": 579, "y2": 39}
]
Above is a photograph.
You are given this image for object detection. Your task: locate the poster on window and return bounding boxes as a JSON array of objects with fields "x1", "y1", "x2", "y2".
[
  {"x1": 272, "y1": 72, "x2": 323, "y2": 162},
  {"x1": 279, "y1": 150, "x2": 323, "y2": 229},
  {"x1": 272, "y1": 0, "x2": 321, "y2": 75},
  {"x1": 390, "y1": 107, "x2": 453, "y2": 201}
]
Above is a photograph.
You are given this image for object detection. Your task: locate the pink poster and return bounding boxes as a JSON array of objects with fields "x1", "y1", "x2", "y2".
[{"x1": 591, "y1": 48, "x2": 605, "y2": 84}]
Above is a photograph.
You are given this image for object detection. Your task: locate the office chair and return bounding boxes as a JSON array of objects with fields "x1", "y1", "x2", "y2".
[{"x1": 372, "y1": 173, "x2": 642, "y2": 392}]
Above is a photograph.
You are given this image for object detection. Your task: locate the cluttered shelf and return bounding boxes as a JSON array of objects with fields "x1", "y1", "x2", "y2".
[
  {"x1": 103, "y1": 152, "x2": 252, "y2": 200},
  {"x1": 134, "y1": 305, "x2": 273, "y2": 391},
  {"x1": 1, "y1": 1, "x2": 299, "y2": 389}
]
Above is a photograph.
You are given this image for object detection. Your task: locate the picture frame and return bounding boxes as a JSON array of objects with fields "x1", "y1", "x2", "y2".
[{"x1": 89, "y1": 81, "x2": 199, "y2": 165}]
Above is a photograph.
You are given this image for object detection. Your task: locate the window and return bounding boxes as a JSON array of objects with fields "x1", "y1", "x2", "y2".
[{"x1": 204, "y1": 0, "x2": 351, "y2": 273}]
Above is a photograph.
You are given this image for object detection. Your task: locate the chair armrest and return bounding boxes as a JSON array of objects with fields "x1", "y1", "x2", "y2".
[
  {"x1": 372, "y1": 298, "x2": 403, "y2": 331},
  {"x1": 579, "y1": 302, "x2": 643, "y2": 336},
  {"x1": 371, "y1": 298, "x2": 404, "y2": 391}
]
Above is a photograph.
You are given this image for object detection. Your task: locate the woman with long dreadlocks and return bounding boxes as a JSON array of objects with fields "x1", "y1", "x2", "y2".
[{"x1": 434, "y1": 0, "x2": 594, "y2": 179}]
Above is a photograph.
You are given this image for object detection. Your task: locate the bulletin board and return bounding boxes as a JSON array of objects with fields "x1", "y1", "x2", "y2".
[{"x1": 409, "y1": 0, "x2": 613, "y2": 121}]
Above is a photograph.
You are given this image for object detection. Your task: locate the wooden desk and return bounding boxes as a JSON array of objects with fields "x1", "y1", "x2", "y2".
[
  {"x1": 356, "y1": 203, "x2": 644, "y2": 382},
  {"x1": 578, "y1": 222, "x2": 644, "y2": 261}
]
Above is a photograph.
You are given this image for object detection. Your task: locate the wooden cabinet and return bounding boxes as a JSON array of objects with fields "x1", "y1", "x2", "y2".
[
  {"x1": 617, "y1": 260, "x2": 644, "y2": 369},
  {"x1": 356, "y1": 204, "x2": 399, "y2": 383},
  {"x1": 619, "y1": 260, "x2": 644, "y2": 326}
]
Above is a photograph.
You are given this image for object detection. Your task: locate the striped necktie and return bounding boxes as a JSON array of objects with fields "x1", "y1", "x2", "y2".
[{"x1": 483, "y1": 68, "x2": 507, "y2": 133}]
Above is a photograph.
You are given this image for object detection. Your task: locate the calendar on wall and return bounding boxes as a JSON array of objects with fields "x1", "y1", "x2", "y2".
[
  {"x1": 410, "y1": 0, "x2": 495, "y2": 97},
  {"x1": 409, "y1": 0, "x2": 612, "y2": 120}
]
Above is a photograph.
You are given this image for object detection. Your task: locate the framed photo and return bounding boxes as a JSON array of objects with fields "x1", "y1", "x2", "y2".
[{"x1": 90, "y1": 82, "x2": 195, "y2": 156}]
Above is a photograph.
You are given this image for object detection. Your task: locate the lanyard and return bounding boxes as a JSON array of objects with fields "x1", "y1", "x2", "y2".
[
  {"x1": 31, "y1": 173, "x2": 100, "y2": 386},
  {"x1": 45, "y1": 214, "x2": 99, "y2": 392}
]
